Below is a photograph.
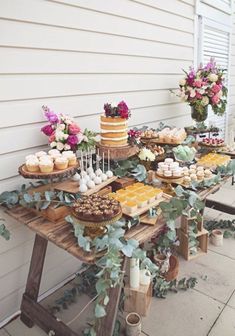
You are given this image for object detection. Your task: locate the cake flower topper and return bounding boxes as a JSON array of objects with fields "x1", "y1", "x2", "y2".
[
  {"x1": 41, "y1": 106, "x2": 96, "y2": 152},
  {"x1": 103, "y1": 100, "x2": 131, "y2": 119}
]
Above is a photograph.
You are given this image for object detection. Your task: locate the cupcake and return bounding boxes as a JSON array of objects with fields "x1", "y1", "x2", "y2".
[
  {"x1": 173, "y1": 169, "x2": 182, "y2": 177},
  {"x1": 204, "y1": 169, "x2": 212, "y2": 178},
  {"x1": 197, "y1": 171, "x2": 204, "y2": 180},
  {"x1": 62, "y1": 151, "x2": 74, "y2": 158},
  {"x1": 189, "y1": 168, "x2": 196, "y2": 175},
  {"x1": 190, "y1": 173, "x2": 197, "y2": 181},
  {"x1": 26, "y1": 158, "x2": 39, "y2": 172},
  {"x1": 189, "y1": 164, "x2": 197, "y2": 170},
  {"x1": 67, "y1": 153, "x2": 77, "y2": 166},
  {"x1": 40, "y1": 155, "x2": 53, "y2": 162},
  {"x1": 55, "y1": 157, "x2": 68, "y2": 170},
  {"x1": 39, "y1": 160, "x2": 54, "y2": 173},
  {"x1": 197, "y1": 166, "x2": 204, "y2": 172},
  {"x1": 164, "y1": 170, "x2": 172, "y2": 177},
  {"x1": 184, "y1": 176, "x2": 191, "y2": 185},
  {"x1": 25, "y1": 154, "x2": 37, "y2": 161},
  {"x1": 48, "y1": 149, "x2": 60, "y2": 156},
  {"x1": 35, "y1": 151, "x2": 47, "y2": 158}
]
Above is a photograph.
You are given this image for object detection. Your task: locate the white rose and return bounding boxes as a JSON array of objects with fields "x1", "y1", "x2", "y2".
[
  {"x1": 198, "y1": 88, "x2": 205, "y2": 95},
  {"x1": 64, "y1": 144, "x2": 71, "y2": 150},
  {"x1": 57, "y1": 124, "x2": 65, "y2": 131},
  {"x1": 57, "y1": 142, "x2": 64, "y2": 151},
  {"x1": 190, "y1": 89, "x2": 196, "y2": 98},
  {"x1": 201, "y1": 96, "x2": 209, "y2": 106},
  {"x1": 63, "y1": 133, "x2": 69, "y2": 140},
  {"x1": 179, "y1": 78, "x2": 186, "y2": 86},
  {"x1": 50, "y1": 141, "x2": 57, "y2": 148},
  {"x1": 138, "y1": 148, "x2": 155, "y2": 161},
  {"x1": 208, "y1": 74, "x2": 218, "y2": 82}
]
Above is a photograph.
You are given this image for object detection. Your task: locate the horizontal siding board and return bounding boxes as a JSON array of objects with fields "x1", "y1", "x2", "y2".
[
  {"x1": 0, "y1": 20, "x2": 193, "y2": 61},
  {"x1": 0, "y1": 47, "x2": 191, "y2": 74},
  {"x1": 0, "y1": 74, "x2": 182, "y2": 101},
  {"x1": 47, "y1": 0, "x2": 194, "y2": 32},
  {"x1": 0, "y1": 90, "x2": 180, "y2": 128}
]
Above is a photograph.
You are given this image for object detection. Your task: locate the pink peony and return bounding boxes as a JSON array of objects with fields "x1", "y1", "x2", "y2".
[
  {"x1": 41, "y1": 124, "x2": 54, "y2": 136},
  {"x1": 67, "y1": 135, "x2": 78, "y2": 146},
  {"x1": 117, "y1": 100, "x2": 130, "y2": 119},
  {"x1": 211, "y1": 95, "x2": 220, "y2": 105},
  {"x1": 194, "y1": 80, "x2": 202, "y2": 88},
  {"x1": 68, "y1": 123, "x2": 81, "y2": 135},
  {"x1": 211, "y1": 84, "x2": 221, "y2": 94}
]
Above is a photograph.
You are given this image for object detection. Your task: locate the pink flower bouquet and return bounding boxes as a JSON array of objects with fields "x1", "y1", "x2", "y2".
[
  {"x1": 41, "y1": 106, "x2": 96, "y2": 152},
  {"x1": 178, "y1": 58, "x2": 227, "y2": 116}
]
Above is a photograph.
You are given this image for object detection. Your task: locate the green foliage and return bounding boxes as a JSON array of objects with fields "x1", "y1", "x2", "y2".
[
  {"x1": 153, "y1": 276, "x2": 197, "y2": 298},
  {"x1": 0, "y1": 219, "x2": 10, "y2": 240},
  {"x1": 131, "y1": 164, "x2": 147, "y2": 182},
  {"x1": 191, "y1": 173, "x2": 221, "y2": 190},
  {"x1": 157, "y1": 186, "x2": 204, "y2": 252},
  {"x1": 204, "y1": 219, "x2": 235, "y2": 238},
  {"x1": 0, "y1": 185, "x2": 79, "y2": 211},
  {"x1": 216, "y1": 159, "x2": 235, "y2": 176},
  {"x1": 77, "y1": 129, "x2": 97, "y2": 151}
]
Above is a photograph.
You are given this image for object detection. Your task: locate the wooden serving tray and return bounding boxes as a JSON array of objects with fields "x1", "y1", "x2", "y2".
[
  {"x1": 122, "y1": 193, "x2": 170, "y2": 218},
  {"x1": 19, "y1": 164, "x2": 79, "y2": 180},
  {"x1": 155, "y1": 173, "x2": 183, "y2": 182},
  {"x1": 54, "y1": 176, "x2": 117, "y2": 195},
  {"x1": 96, "y1": 142, "x2": 139, "y2": 160}
]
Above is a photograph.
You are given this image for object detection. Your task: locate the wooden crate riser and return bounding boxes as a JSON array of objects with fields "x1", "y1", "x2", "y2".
[
  {"x1": 124, "y1": 283, "x2": 152, "y2": 317},
  {"x1": 181, "y1": 216, "x2": 203, "y2": 234},
  {"x1": 177, "y1": 229, "x2": 208, "y2": 261},
  {"x1": 31, "y1": 205, "x2": 71, "y2": 223}
]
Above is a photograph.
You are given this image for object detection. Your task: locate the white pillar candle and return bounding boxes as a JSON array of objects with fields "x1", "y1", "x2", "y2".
[
  {"x1": 130, "y1": 258, "x2": 140, "y2": 289},
  {"x1": 211, "y1": 229, "x2": 223, "y2": 246}
]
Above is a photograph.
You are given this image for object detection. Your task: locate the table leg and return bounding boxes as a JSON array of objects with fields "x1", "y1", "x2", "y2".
[
  {"x1": 96, "y1": 256, "x2": 127, "y2": 336},
  {"x1": 20, "y1": 234, "x2": 48, "y2": 327}
]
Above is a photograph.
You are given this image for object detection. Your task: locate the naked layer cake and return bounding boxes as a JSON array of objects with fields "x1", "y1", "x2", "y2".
[{"x1": 100, "y1": 101, "x2": 131, "y2": 147}]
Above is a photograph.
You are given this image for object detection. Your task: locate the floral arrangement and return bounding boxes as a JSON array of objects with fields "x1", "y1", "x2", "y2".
[
  {"x1": 138, "y1": 147, "x2": 155, "y2": 161},
  {"x1": 103, "y1": 101, "x2": 131, "y2": 119},
  {"x1": 128, "y1": 129, "x2": 141, "y2": 145},
  {"x1": 178, "y1": 58, "x2": 227, "y2": 116},
  {"x1": 41, "y1": 106, "x2": 96, "y2": 152}
]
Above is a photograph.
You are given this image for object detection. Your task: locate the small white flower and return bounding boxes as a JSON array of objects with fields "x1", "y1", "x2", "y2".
[
  {"x1": 50, "y1": 141, "x2": 57, "y2": 148},
  {"x1": 138, "y1": 148, "x2": 155, "y2": 161},
  {"x1": 190, "y1": 89, "x2": 196, "y2": 98},
  {"x1": 57, "y1": 124, "x2": 65, "y2": 131},
  {"x1": 201, "y1": 96, "x2": 209, "y2": 106},
  {"x1": 179, "y1": 78, "x2": 186, "y2": 86},
  {"x1": 110, "y1": 102, "x2": 118, "y2": 108},
  {"x1": 198, "y1": 88, "x2": 205, "y2": 95},
  {"x1": 208, "y1": 73, "x2": 218, "y2": 82},
  {"x1": 64, "y1": 144, "x2": 71, "y2": 150},
  {"x1": 83, "y1": 135, "x2": 88, "y2": 142},
  {"x1": 57, "y1": 142, "x2": 64, "y2": 151}
]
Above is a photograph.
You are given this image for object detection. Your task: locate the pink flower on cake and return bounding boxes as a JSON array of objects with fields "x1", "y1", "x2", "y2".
[
  {"x1": 68, "y1": 123, "x2": 81, "y2": 135},
  {"x1": 41, "y1": 124, "x2": 54, "y2": 136},
  {"x1": 117, "y1": 101, "x2": 130, "y2": 119}
]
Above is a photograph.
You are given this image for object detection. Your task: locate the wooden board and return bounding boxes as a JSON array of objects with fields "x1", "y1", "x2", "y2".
[
  {"x1": 155, "y1": 173, "x2": 183, "y2": 182},
  {"x1": 54, "y1": 176, "x2": 117, "y2": 195},
  {"x1": 19, "y1": 164, "x2": 79, "y2": 180},
  {"x1": 122, "y1": 194, "x2": 167, "y2": 218},
  {"x1": 96, "y1": 142, "x2": 139, "y2": 160},
  {"x1": 140, "y1": 208, "x2": 162, "y2": 226}
]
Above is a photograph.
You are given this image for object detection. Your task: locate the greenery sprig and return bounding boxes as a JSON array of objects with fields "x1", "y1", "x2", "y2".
[{"x1": 0, "y1": 218, "x2": 10, "y2": 240}]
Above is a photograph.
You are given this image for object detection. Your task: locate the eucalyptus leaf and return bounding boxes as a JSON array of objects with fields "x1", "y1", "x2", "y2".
[{"x1": 95, "y1": 304, "x2": 106, "y2": 318}]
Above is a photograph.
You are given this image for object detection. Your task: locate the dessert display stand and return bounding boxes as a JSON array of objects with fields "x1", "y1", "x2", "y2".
[
  {"x1": 155, "y1": 173, "x2": 183, "y2": 196},
  {"x1": 124, "y1": 282, "x2": 152, "y2": 317},
  {"x1": 96, "y1": 142, "x2": 139, "y2": 161}
]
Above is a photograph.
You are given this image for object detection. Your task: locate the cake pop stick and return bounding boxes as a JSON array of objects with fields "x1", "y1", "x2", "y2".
[{"x1": 102, "y1": 152, "x2": 104, "y2": 172}]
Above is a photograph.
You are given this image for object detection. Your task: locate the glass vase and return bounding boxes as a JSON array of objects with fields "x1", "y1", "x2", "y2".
[{"x1": 191, "y1": 105, "x2": 208, "y2": 122}]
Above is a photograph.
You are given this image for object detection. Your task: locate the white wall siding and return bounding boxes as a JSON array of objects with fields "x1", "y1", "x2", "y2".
[
  {"x1": 230, "y1": 5, "x2": 235, "y2": 118},
  {"x1": 0, "y1": 0, "x2": 195, "y2": 322}
]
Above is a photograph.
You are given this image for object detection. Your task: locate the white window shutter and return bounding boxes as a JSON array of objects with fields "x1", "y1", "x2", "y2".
[{"x1": 199, "y1": 18, "x2": 231, "y2": 137}]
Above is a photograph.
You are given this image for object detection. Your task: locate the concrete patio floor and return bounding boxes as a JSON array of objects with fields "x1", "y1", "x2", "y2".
[{"x1": 1, "y1": 180, "x2": 234, "y2": 336}]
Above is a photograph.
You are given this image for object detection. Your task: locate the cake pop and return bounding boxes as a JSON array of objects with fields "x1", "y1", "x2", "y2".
[
  {"x1": 89, "y1": 172, "x2": 96, "y2": 180},
  {"x1": 79, "y1": 184, "x2": 88, "y2": 193},
  {"x1": 101, "y1": 173, "x2": 108, "y2": 182},
  {"x1": 72, "y1": 173, "x2": 80, "y2": 181},
  {"x1": 87, "y1": 180, "x2": 95, "y2": 189},
  {"x1": 106, "y1": 150, "x2": 113, "y2": 178},
  {"x1": 94, "y1": 176, "x2": 102, "y2": 185}
]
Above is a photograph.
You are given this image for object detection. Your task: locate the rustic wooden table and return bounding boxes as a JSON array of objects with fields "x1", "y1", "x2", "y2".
[{"x1": 4, "y1": 205, "x2": 165, "y2": 336}]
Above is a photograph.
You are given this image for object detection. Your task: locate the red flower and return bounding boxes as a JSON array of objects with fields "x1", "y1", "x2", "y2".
[
  {"x1": 117, "y1": 101, "x2": 130, "y2": 119},
  {"x1": 41, "y1": 124, "x2": 54, "y2": 136}
]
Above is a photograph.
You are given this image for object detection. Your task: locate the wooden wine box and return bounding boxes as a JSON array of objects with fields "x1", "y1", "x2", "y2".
[
  {"x1": 124, "y1": 282, "x2": 152, "y2": 317},
  {"x1": 110, "y1": 177, "x2": 136, "y2": 191}
]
